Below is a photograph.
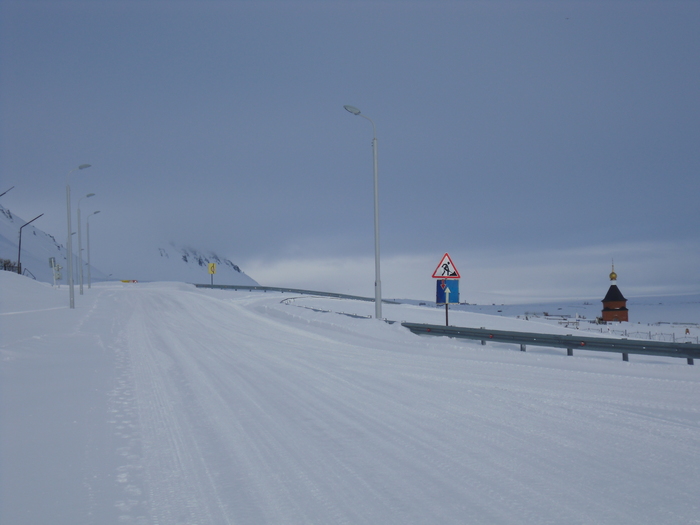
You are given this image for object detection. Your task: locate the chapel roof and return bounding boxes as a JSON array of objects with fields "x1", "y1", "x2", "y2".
[{"x1": 602, "y1": 284, "x2": 627, "y2": 303}]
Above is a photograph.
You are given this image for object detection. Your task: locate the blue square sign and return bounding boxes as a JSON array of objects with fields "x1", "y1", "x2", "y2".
[{"x1": 436, "y1": 279, "x2": 459, "y2": 304}]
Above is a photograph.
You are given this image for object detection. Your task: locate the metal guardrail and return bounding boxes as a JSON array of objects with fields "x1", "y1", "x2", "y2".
[
  {"x1": 401, "y1": 323, "x2": 700, "y2": 365},
  {"x1": 194, "y1": 284, "x2": 698, "y2": 365},
  {"x1": 194, "y1": 284, "x2": 400, "y2": 304}
]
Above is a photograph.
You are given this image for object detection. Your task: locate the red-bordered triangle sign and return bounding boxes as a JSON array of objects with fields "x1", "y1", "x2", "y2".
[{"x1": 432, "y1": 253, "x2": 460, "y2": 279}]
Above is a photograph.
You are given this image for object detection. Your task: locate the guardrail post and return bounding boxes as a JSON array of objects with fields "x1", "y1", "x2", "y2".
[
  {"x1": 567, "y1": 348, "x2": 573, "y2": 356},
  {"x1": 688, "y1": 358, "x2": 694, "y2": 365},
  {"x1": 622, "y1": 353, "x2": 629, "y2": 362},
  {"x1": 520, "y1": 344, "x2": 526, "y2": 352}
]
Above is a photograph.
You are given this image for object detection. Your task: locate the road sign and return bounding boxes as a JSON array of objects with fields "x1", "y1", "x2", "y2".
[
  {"x1": 208, "y1": 263, "x2": 217, "y2": 275},
  {"x1": 432, "y1": 253, "x2": 460, "y2": 279},
  {"x1": 436, "y1": 279, "x2": 459, "y2": 304}
]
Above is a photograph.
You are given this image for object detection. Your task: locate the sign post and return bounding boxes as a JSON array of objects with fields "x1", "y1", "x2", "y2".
[
  {"x1": 432, "y1": 253, "x2": 460, "y2": 326},
  {"x1": 49, "y1": 257, "x2": 62, "y2": 288},
  {"x1": 208, "y1": 262, "x2": 216, "y2": 285}
]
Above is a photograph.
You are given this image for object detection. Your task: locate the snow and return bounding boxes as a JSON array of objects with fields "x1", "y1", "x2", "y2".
[
  {"x1": 0, "y1": 203, "x2": 258, "y2": 286},
  {"x1": 0, "y1": 203, "x2": 104, "y2": 284},
  {"x1": 2, "y1": 271, "x2": 699, "y2": 524}
]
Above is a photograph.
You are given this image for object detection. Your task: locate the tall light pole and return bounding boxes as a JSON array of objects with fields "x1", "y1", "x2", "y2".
[
  {"x1": 66, "y1": 164, "x2": 91, "y2": 308},
  {"x1": 87, "y1": 210, "x2": 100, "y2": 289},
  {"x1": 77, "y1": 193, "x2": 95, "y2": 295},
  {"x1": 344, "y1": 105, "x2": 382, "y2": 319},
  {"x1": 17, "y1": 213, "x2": 44, "y2": 274}
]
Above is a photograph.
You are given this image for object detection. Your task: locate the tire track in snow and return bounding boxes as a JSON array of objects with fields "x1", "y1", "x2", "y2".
[
  {"x1": 101, "y1": 285, "x2": 700, "y2": 524},
  {"x1": 125, "y1": 293, "x2": 233, "y2": 525}
]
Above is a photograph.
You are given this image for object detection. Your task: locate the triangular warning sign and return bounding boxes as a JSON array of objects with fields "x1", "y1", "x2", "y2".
[{"x1": 432, "y1": 253, "x2": 460, "y2": 279}]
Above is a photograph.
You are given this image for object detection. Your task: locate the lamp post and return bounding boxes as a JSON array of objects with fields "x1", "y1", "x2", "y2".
[
  {"x1": 77, "y1": 193, "x2": 95, "y2": 294},
  {"x1": 343, "y1": 105, "x2": 382, "y2": 319},
  {"x1": 87, "y1": 210, "x2": 100, "y2": 289},
  {"x1": 17, "y1": 213, "x2": 44, "y2": 274},
  {"x1": 66, "y1": 164, "x2": 91, "y2": 308}
]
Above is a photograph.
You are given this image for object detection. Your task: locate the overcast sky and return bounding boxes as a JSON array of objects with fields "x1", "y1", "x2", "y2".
[{"x1": 2, "y1": 0, "x2": 699, "y2": 302}]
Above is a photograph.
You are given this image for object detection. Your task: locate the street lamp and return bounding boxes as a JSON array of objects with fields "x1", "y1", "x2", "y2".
[
  {"x1": 87, "y1": 210, "x2": 100, "y2": 289},
  {"x1": 17, "y1": 213, "x2": 44, "y2": 274},
  {"x1": 66, "y1": 164, "x2": 91, "y2": 308},
  {"x1": 77, "y1": 193, "x2": 95, "y2": 295},
  {"x1": 343, "y1": 105, "x2": 382, "y2": 319}
]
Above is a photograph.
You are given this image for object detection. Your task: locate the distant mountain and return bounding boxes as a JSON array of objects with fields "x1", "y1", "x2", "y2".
[
  {"x1": 0, "y1": 203, "x2": 98, "y2": 284},
  {"x1": 133, "y1": 243, "x2": 259, "y2": 286},
  {"x1": 0, "y1": 203, "x2": 258, "y2": 286}
]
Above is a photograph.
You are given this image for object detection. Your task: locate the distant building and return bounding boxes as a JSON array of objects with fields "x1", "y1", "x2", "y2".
[{"x1": 601, "y1": 264, "x2": 628, "y2": 322}]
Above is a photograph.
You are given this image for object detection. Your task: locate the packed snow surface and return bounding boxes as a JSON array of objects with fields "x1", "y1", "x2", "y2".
[{"x1": 1, "y1": 272, "x2": 699, "y2": 524}]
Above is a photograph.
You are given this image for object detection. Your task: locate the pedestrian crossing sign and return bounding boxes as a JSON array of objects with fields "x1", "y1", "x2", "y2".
[{"x1": 432, "y1": 253, "x2": 460, "y2": 279}]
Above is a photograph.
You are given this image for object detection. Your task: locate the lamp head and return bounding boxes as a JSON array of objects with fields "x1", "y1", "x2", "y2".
[
  {"x1": 79, "y1": 164, "x2": 91, "y2": 170},
  {"x1": 86, "y1": 193, "x2": 95, "y2": 198},
  {"x1": 343, "y1": 105, "x2": 361, "y2": 115}
]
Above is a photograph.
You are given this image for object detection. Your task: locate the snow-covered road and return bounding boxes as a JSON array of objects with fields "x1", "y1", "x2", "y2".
[{"x1": 2, "y1": 275, "x2": 699, "y2": 524}]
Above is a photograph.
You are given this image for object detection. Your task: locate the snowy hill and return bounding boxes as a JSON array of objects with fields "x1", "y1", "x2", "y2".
[
  {"x1": 0, "y1": 203, "x2": 257, "y2": 286},
  {"x1": 0, "y1": 203, "x2": 105, "y2": 283},
  {"x1": 134, "y1": 243, "x2": 259, "y2": 286},
  {"x1": 1, "y1": 271, "x2": 699, "y2": 524}
]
